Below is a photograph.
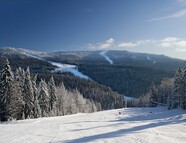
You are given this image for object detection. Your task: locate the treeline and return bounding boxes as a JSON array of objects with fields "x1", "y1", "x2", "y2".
[
  {"x1": 0, "y1": 59, "x2": 102, "y2": 121},
  {"x1": 129, "y1": 67, "x2": 186, "y2": 109}
]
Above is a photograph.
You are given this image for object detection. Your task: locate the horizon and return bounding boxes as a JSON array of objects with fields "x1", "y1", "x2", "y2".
[
  {"x1": 1, "y1": 0, "x2": 186, "y2": 59},
  {"x1": 1, "y1": 46, "x2": 186, "y2": 61}
]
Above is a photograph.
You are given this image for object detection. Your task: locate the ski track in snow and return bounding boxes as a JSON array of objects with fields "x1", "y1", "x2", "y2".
[
  {"x1": 146, "y1": 56, "x2": 156, "y2": 64},
  {"x1": 100, "y1": 50, "x2": 113, "y2": 64},
  {"x1": 24, "y1": 53, "x2": 89, "y2": 79},
  {"x1": 0, "y1": 107, "x2": 186, "y2": 143}
]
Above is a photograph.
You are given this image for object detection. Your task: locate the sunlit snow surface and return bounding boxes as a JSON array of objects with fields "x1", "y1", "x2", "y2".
[
  {"x1": 0, "y1": 107, "x2": 186, "y2": 143},
  {"x1": 100, "y1": 50, "x2": 113, "y2": 64},
  {"x1": 24, "y1": 53, "x2": 89, "y2": 79}
]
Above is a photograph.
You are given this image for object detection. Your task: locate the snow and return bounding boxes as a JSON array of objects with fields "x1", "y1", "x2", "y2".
[
  {"x1": 24, "y1": 53, "x2": 89, "y2": 79},
  {"x1": 0, "y1": 107, "x2": 186, "y2": 143},
  {"x1": 147, "y1": 56, "x2": 156, "y2": 64},
  {"x1": 147, "y1": 56, "x2": 151, "y2": 61},
  {"x1": 100, "y1": 50, "x2": 113, "y2": 64},
  {"x1": 51, "y1": 62, "x2": 89, "y2": 79},
  {"x1": 124, "y1": 96, "x2": 135, "y2": 101}
]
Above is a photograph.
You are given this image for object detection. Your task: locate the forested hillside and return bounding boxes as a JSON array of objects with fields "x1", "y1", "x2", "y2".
[
  {"x1": 130, "y1": 67, "x2": 186, "y2": 110},
  {"x1": 0, "y1": 59, "x2": 125, "y2": 121},
  {"x1": 0, "y1": 48, "x2": 185, "y2": 98},
  {"x1": 79, "y1": 64, "x2": 173, "y2": 97}
]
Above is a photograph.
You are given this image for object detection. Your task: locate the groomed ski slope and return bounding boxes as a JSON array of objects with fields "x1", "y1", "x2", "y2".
[
  {"x1": 24, "y1": 53, "x2": 89, "y2": 79},
  {"x1": 0, "y1": 107, "x2": 186, "y2": 143},
  {"x1": 100, "y1": 50, "x2": 113, "y2": 64}
]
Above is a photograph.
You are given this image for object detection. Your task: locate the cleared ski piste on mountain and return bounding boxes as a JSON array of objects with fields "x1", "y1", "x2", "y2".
[
  {"x1": 0, "y1": 107, "x2": 186, "y2": 143},
  {"x1": 100, "y1": 50, "x2": 113, "y2": 64},
  {"x1": 24, "y1": 52, "x2": 90, "y2": 79}
]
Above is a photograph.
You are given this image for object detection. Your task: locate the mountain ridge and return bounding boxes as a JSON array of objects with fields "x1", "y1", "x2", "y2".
[{"x1": 0, "y1": 47, "x2": 184, "y2": 97}]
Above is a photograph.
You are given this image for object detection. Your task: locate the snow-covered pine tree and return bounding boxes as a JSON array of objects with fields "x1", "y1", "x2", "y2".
[
  {"x1": 181, "y1": 68, "x2": 186, "y2": 109},
  {"x1": 0, "y1": 59, "x2": 23, "y2": 121},
  {"x1": 38, "y1": 79, "x2": 50, "y2": 117},
  {"x1": 32, "y1": 74, "x2": 41, "y2": 118},
  {"x1": 15, "y1": 67, "x2": 25, "y2": 87},
  {"x1": 73, "y1": 89, "x2": 86, "y2": 113},
  {"x1": 56, "y1": 82, "x2": 67, "y2": 116},
  {"x1": 48, "y1": 76, "x2": 57, "y2": 116},
  {"x1": 15, "y1": 67, "x2": 26, "y2": 119},
  {"x1": 23, "y1": 67, "x2": 34, "y2": 119},
  {"x1": 173, "y1": 67, "x2": 183, "y2": 109},
  {"x1": 8, "y1": 79, "x2": 24, "y2": 120},
  {"x1": 149, "y1": 84, "x2": 158, "y2": 107}
]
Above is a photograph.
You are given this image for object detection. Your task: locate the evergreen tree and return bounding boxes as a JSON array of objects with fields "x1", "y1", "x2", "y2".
[
  {"x1": 38, "y1": 79, "x2": 50, "y2": 117},
  {"x1": 32, "y1": 74, "x2": 41, "y2": 118},
  {"x1": 173, "y1": 68, "x2": 183, "y2": 108},
  {"x1": 56, "y1": 83, "x2": 66, "y2": 116},
  {"x1": 181, "y1": 68, "x2": 186, "y2": 109},
  {"x1": 8, "y1": 80, "x2": 24, "y2": 120},
  {"x1": 0, "y1": 59, "x2": 14, "y2": 121},
  {"x1": 15, "y1": 67, "x2": 26, "y2": 119},
  {"x1": 149, "y1": 84, "x2": 158, "y2": 107},
  {"x1": 23, "y1": 67, "x2": 34, "y2": 119},
  {"x1": 48, "y1": 76, "x2": 57, "y2": 115}
]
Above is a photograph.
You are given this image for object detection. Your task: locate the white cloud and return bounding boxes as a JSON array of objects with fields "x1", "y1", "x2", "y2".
[
  {"x1": 160, "y1": 37, "x2": 180, "y2": 48},
  {"x1": 159, "y1": 37, "x2": 186, "y2": 51},
  {"x1": 106, "y1": 38, "x2": 115, "y2": 44},
  {"x1": 86, "y1": 37, "x2": 186, "y2": 59},
  {"x1": 148, "y1": 9, "x2": 186, "y2": 21},
  {"x1": 87, "y1": 37, "x2": 186, "y2": 52},
  {"x1": 87, "y1": 38, "x2": 115, "y2": 50},
  {"x1": 176, "y1": 41, "x2": 186, "y2": 47},
  {"x1": 118, "y1": 42, "x2": 137, "y2": 48},
  {"x1": 117, "y1": 40, "x2": 155, "y2": 49},
  {"x1": 99, "y1": 43, "x2": 112, "y2": 49},
  {"x1": 175, "y1": 48, "x2": 186, "y2": 52},
  {"x1": 160, "y1": 42, "x2": 172, "y2": 48},
  {"x1": 162, "y1": 37, "x2": 180, "y2": 42},
  {"x1": 99, "y1": 38, "x2": 115, "y2": 49}
]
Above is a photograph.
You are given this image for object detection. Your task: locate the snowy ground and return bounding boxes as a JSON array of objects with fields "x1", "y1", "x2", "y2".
[
  {"x1": 124, "y1": 96, "x2": 135, "y2": 101},
  {"x1": 24, "y1": 52, "x2": 89, "y2": 79},
  {"x1": 0, "y1": 107, "x2": 186, "y2": 143},
  {"x1": 100, "y1": 51, "x2": 113, "y2": 64}
]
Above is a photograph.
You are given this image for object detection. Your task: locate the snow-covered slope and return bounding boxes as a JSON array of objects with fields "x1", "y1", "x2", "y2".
[
  {"x1": 0, "y1": 107, "x2": 185, "y2": 143},
  {"x1": 24, "y1": 52, "x2": 89, "y2": 79},
  {"x1": 100, "y1": 50, "x2": 113, "y2": 64},
  {"x1": 124, "y1": 96, "x2": 135, "y2": 101}
]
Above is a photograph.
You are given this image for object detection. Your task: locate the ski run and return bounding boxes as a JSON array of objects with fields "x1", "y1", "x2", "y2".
[
  {"x1": 0, "y1": 107, "x2": 186, "y2": 143},
  {"x1": 24, "y1": 52, "x2": 90, "y2": 79},
  {"x1": 100, "y1": 50, "x2": 113, "y2": 64}
]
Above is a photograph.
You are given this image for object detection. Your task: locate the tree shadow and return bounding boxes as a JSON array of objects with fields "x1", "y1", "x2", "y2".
[
  {"x1": 57, "y1": 118, "x2": 186, "y2": 143},
  {"x1": 53, "y1": 108, "x2": 186, "y2": 143},
  {"x1": 116, "y1": 108, "x2": 186, "y2": 122},
  {"x1": 63, "y1": 120, "x2": 109, "y2": 124}
]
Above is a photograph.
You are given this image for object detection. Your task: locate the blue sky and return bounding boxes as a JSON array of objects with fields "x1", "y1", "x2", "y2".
[{"x1": 1, "y1": 0, "x2": 186, "y2": 59}]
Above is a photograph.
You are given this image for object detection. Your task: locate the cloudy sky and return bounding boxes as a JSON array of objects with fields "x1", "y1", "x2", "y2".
[{"x1": 1, "y1": 0, "x2": 186, "y2": 59}]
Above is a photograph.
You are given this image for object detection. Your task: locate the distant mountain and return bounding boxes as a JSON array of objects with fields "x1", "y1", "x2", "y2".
[
  {"x1": 50, "y1": 50, "x2": 185, "y2": 71},
  {"x1": 0, "y1": 48, "x2": 185, "y2": 97}
]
